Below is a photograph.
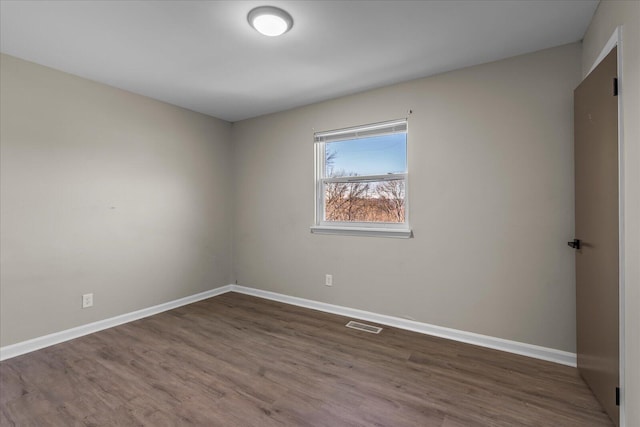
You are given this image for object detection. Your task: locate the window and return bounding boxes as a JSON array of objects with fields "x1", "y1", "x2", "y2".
[{"x1": 311, "y1": 119, "x2": 412, "y2": 238}]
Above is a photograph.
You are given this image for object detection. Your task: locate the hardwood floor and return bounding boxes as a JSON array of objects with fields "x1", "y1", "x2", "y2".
[{"x1": 1, "y1": 292, "x2": 612, "y2": 426}]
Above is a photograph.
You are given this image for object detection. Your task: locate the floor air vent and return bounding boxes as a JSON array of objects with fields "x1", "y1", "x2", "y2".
[{"x1": 346, "y1": 320, "x2": 382, "y2": 334}]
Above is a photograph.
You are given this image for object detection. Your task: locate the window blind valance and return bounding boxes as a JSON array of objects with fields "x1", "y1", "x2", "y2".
[{"x1": 314, "y1": 119, "x2": 407, "y2": 143}]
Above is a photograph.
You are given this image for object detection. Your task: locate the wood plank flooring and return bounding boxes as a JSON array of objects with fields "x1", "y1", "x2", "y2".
[{"x1": 0, "y1": 292, "x2": 612, "y2": 426}]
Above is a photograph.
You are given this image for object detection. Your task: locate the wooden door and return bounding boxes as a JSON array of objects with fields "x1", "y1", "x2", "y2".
[{"x1": 574, "y1": 47, "x2": 619, "y2": 426}]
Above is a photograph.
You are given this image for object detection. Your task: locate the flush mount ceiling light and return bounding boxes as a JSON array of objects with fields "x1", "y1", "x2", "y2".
[{"x1": 247, "y1": 6, "x2": 293, "y2": 37}]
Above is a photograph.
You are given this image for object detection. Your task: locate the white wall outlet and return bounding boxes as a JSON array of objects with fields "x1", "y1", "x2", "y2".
[
  {"x1": 325, "y1": 274, "x2": 333, "y2": 287},
  {"x1": 82, "y1": 293, "x2": 93, "y2": 308}
]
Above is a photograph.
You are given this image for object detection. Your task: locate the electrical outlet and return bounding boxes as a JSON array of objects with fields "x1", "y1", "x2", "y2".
[
  {"x1": 325, "y1": 274, "x2": 333, "y2": 287},
  {"x1": 82, "y1": 293, "x2": 93, "y2": 308}
]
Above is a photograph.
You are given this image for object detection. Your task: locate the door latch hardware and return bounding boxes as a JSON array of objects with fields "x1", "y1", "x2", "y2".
[{"x1": 568, "y1": 239, "x2": 581, "y2": 250}]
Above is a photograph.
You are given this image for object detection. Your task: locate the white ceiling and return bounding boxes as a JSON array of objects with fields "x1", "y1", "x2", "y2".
[{"x1": 0, "y1": 0, "x2": 598, "y2": 122}]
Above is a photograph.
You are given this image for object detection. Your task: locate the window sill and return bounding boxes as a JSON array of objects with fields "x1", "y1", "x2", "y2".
[{"x1": 310, "y1": 225, "x2": 413, "y2": 238}]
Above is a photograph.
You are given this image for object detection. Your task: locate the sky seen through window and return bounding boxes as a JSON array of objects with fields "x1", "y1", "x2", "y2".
[{"x1": 326, "y1": 133, "x2": 406, "y2": 177}]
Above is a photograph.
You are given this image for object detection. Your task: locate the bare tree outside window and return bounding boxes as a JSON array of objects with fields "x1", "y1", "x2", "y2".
[
  {"x1": 375, "y1": 179, "x2": 405, "y2": 222},
  {"x1": 324, "y1": 180, "x2": 405, "y2": 223},
  {"x1": 324, "y1": 148, "x2": 405, "y2": 223}
]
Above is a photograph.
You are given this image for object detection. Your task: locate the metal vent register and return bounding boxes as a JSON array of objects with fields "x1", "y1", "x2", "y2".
[{"x1": 345, "y1": 321, "x2": 383, "y2": 334}]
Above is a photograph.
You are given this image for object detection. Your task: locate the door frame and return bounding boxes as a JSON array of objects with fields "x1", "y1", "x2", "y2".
[{"x1": 583, "y1": 25, "x2": 626, "y2": 426}]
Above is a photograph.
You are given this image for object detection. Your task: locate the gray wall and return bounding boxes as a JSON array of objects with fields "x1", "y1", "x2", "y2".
[
  {"x1": 0, "y1": 54, "x2": 233, "y2": 346},
  {"x1": 582, "y1": 1, "x2": 640, "y2": 424},
  {"x1": 232, "y1": 43, "x2": 582, "y2": 352}
]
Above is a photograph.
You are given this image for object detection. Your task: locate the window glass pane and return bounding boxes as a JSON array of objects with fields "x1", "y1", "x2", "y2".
[
  {"x1": 325, "y1": 133, "x2": 406, "y2": 177},
  {"x1": 324, "y1": 179, "x2": 405, "y2": 223}
]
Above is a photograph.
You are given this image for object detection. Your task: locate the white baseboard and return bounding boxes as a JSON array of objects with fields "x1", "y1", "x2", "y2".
[
  {"x1": 0, "y1": 285, "x2": 233, "y2": 361},
  {"x1": 231, "y1": 285, "x2": 577, "y2": 367},
  {"x1": 1, "y1": 283, "x2": 576, "y2": 368}
]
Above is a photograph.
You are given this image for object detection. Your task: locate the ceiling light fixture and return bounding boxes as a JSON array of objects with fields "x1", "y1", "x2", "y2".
[{"x1": 247, "y1": 6, "x2": 293, "y2": 37}]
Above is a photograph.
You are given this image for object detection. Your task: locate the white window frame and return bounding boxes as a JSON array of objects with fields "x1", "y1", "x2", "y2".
[{"x1": 311, "y1": 119, "x2": 412, "y2": 238}]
